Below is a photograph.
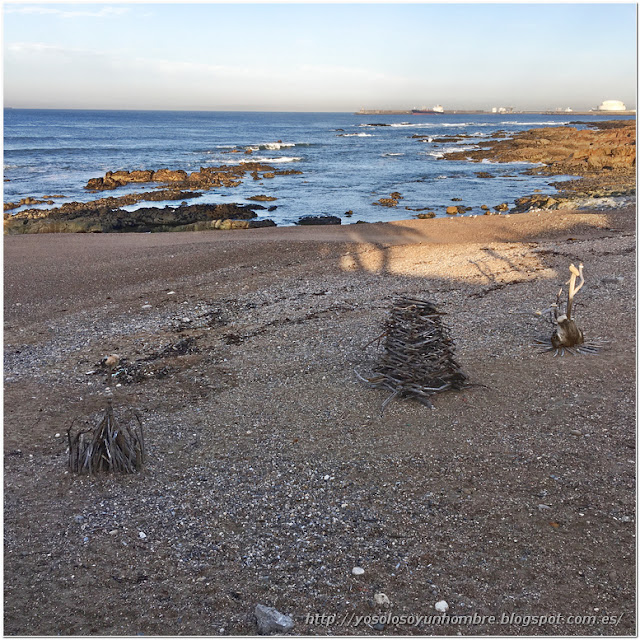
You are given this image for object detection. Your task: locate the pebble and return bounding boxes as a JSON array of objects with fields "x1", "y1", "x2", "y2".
[
  {"x1": 373, "y1": 623, "x2": 385, "y2": 631},
  {"x1": 74, "y1": 515, "x2": 85, "y2": 524},
  {"x1": 167, "y1": 291, "x2": 176, "y2": 295},
  {"x1": 142, "y1": 304, "x2": 152, "y2": 309},
  {"x1": 352, "y1": 566, "x2": 365, "y2": 576},
  {"x1": 254, "y1": 604, "x2": 294, "y2": 635},
  {"x1": 537, "y1": 504, "x2": 551, "y2": 511},
  {"x1": 374, "y1": 592, "x2": 390, "y2": 606},
  {"x1": 570, "y1": 429, "x2": 583, "y2": 436},
  {"x1": 54, "y1": 433, "x2": 61, "y2": 438},
  {"x1": 138, "y1": 531, "x2": 147, "y2": 539},
  {"x1": 435, "y1": 600, "x2": 449, "y2": 613}
]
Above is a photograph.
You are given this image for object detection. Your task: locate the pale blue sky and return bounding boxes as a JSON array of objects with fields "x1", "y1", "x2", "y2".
[{"x1": 3, "y1": 3, "x2": 637, "y2": 111}]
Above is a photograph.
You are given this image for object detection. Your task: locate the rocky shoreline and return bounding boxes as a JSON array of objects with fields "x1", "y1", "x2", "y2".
[
  {"x1": 443, "y1": 120, "x2": 636, "y2": 212},
  {"x1": 4, "y1": 120, "x2": 635, "y2": 234}
]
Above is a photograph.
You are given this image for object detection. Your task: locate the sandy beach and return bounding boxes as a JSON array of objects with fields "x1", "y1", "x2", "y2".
[{"x1": 4, "y1": 204, "x2": 635, "y2": 635}]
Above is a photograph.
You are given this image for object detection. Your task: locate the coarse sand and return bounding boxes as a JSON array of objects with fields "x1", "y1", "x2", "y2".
[{"x1": 4, "y1": 206, "x2": 636, "y2": 635}]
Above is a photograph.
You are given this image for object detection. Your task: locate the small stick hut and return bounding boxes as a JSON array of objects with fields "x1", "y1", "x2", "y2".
[{"x1": 358, "y1": 296, "x2": 467, "y2": 411}]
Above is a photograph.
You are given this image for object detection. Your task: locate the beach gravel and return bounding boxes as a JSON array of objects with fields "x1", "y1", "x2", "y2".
[{"x1": 4, "y1": 206, "x2": 636, "y2": 635}]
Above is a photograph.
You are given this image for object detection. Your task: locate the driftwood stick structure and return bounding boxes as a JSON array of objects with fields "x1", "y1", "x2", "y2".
[
  {"x1": 550, "y1": 262, "x2": 586, "y2": 350},
  {"x1": 67, "y1": 401, "x2": 145, "y2": 474},
  {"x1": 358, "y1": 296, "x2": 467, "y2": 411},
  {"x1": 535, "y1": 263, "x2": 601, "y2": 356}
]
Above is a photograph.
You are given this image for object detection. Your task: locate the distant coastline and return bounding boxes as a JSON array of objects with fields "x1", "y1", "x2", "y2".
[{"x1": 356, "y1": 109, "x2": 637, "y2": 116}]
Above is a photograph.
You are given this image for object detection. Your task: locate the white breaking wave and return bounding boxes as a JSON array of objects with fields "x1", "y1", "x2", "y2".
[
  {"x1": 339, "y1": 132, "x2": 374, "y2": 137},
  {"x1": 247, "y1": 142, "x2": 297, "y2": 150},
  {"x1": 501, "y1": 121, "x2": 570, "y2": 126},
  {"x1": 239, "y1": 156, "x2": 302, "y2": 163},
  {"x1": 382, "y1": 152, "x2": 404, "y2": 157},
  {"x1": 442, "y1": 145, "x2": 479, "y2": 153},
  {"x1": 480, "y1": 158, "x2": 542, "y2": 165}
]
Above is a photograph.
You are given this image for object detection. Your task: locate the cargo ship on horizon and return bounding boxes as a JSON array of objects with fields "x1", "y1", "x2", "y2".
[{"x1": 411, "y1": 105, "x2": 445, "y2": 114}]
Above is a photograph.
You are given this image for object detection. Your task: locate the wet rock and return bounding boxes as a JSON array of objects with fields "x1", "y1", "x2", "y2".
[
  {"x1": 5, "y1": 202, "x2": 263, "y2": 234},
  {"x1": 248, "y1": 219, "x2": 277, "y2": 228},
  {"x1": 247, "y1": 195, "x2": 278, "y2": 201},
  {"x1": 255, "y1": 604, "x2": 294, "y2": 635},
  {"x1": 296, "y1": 215, "x2": 341, "y2": 226},
  {"x1": 494, "y1": 203, "x2": 509, "y2": 212},
  {"x1": 512, "y1": 194, "x2": 560, "y2": 213},
  {"x1": 446, "y1": 206, "x2": 460, "y2": 215},
  {"x1": 416, "y1": 212, "x2": 436, "y2": 219},
  {"x1": 153, "y1": 168, "x2": 189, "y2": 183}
]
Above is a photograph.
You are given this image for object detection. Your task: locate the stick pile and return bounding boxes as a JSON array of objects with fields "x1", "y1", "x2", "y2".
[
  {"x1": 67, "y1": 401, "x2": 145, "y2": 474},
  {"x1": 361, "y1": 297, "x2": 467, "y2": 410}
]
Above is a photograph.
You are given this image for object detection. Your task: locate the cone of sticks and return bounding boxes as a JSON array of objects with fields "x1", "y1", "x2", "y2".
[
  {"x1": 67, "y1": 400, "x2": 145, "y2": 474},
  {"x1": 362, "y1": 296, "x2": 467, "y2": 410}
]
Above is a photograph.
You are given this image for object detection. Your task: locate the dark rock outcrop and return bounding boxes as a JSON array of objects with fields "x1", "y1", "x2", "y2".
[
  {"x1": 5, "y1": 202, "x2": 265, "y2": 234},
  {"x1": 296, "y1": 215, "x2": 341, "y2": 226}
]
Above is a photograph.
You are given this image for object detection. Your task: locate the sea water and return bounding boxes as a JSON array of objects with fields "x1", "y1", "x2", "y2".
[{"x1": 3, "y1": 109, "x2": 633, "y2": 226}]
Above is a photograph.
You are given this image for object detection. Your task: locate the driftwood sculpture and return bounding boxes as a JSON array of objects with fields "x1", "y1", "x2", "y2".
[
  {"x1": 357, "y1": 296, "x2": 467, "y2": 411},
  {"x1": 67, "y1": 401, "x2": 145, "y2": 474},
  {"x1": 535, "y1": 263, "x2": 600, "y2": 355}
]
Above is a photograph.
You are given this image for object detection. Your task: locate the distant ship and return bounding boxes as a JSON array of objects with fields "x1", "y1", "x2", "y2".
[{"x1": 411, "y1": 105, "x2": 444, "y2": 114}]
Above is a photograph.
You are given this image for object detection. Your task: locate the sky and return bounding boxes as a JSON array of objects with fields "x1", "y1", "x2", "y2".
[{"x1": 3, "y1": 2, "x2": 638, "y2": 111}]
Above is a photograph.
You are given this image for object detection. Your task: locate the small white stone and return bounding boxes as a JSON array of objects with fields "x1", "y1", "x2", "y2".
[
  {"x1": 138, "y1": 531, "x2": 147, "y2": 539},
  {"x1": 323, "y1": 474, "x2": 331, "y2": 481},
  {"x1": 182, "y1": 317, "x2": 191, "y2": 323},
  {"x1": 54, "y1": 433, "x2": 61, "y2": 438},
  {"x1": 142, "y1": 304, "x2": 152, "y2": 309},
  {"x1": 374, "y1": 593, "x2": 390, "y2": 606},
  {"x1": 167, "y1": 291, "x2": 176, "y2": 295},
  {"x1": 435, "y1": 600, "x2": 449, "y2": 613},
  {"x1": 352, "y1": 566, "x2": 365, "y2": 576}
]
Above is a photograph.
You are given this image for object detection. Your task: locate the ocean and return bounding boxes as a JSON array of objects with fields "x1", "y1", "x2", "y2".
[{"x1": 3, "y1": 109, "x2": 633, "y2": 226}]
